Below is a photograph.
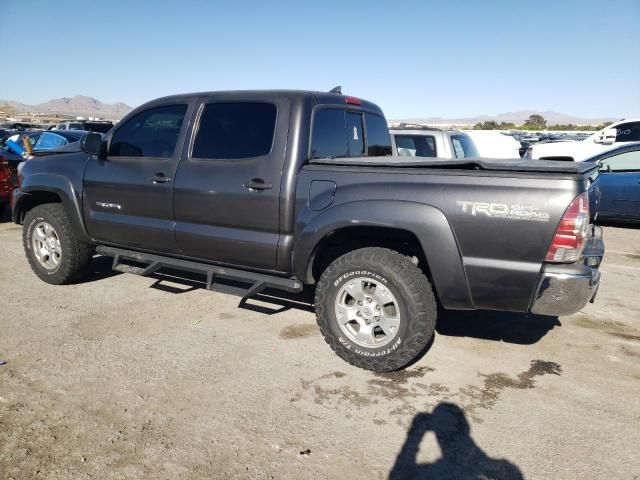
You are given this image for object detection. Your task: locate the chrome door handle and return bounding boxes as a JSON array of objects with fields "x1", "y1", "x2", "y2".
[
  {"x1": 150, "y1": 174, "x2": 172, "y2": 184},
  {"x1": 244, "y1": 178, "x2": 272, "y2": 191}
]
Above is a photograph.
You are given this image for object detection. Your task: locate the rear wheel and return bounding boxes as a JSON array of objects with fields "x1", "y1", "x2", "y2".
[
  {"x1": 315, "y1": 247, "x2": 437, "y2": 372},
  {"x1": 23, "y1": 204, "x2": 93, "y2": 284}
]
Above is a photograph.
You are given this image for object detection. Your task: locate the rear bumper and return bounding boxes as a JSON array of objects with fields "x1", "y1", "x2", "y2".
[{"x1": 531, "y1": 226, "x2": 604, "y2": 317}]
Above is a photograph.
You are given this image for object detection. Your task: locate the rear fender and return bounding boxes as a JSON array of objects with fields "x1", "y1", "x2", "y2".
[{"x1": 293, "y1": 200, "x2": 473, "y2": 309}]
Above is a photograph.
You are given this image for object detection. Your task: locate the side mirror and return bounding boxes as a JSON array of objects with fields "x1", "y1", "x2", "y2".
[
  {"x1": 594, "y1": 128, "x2": 617, "y2": 145},
  {"x1": 598, "y1": 161, "x2": 612, "y2": 173},
  {"x1": 81, "y1": 133, "x2": 103, "y2": 156}
]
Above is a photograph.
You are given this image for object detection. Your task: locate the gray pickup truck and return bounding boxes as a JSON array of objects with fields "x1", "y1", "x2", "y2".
[{"x1": 12, "y1": 89, "x2": 604, "y2": 372}]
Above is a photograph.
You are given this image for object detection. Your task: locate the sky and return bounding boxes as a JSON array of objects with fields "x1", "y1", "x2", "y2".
[{"x1": 1, "y1": 0, "x2": 639, "y2": 119}]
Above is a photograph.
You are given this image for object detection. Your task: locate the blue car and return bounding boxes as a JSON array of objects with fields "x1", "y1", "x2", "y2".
[
  {"x1": 586, "y1": 143, "x2": 640, "y2": 222},
  {"x1": 1, "y1": 130, "x2": 89, "y2": 185}
]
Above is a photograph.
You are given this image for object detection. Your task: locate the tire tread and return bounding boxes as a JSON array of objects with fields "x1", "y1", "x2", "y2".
[
  {"x1": 23, "y1": 203, "x2": 92, "y2": 285},
  {"x1": 314, "y1": 247, "x2": 437, "y2": 372}
]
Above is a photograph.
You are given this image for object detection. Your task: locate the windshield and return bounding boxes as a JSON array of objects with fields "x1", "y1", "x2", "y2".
[{"x1": 450, "y1": 134, "x2": 479, "y2": 158}]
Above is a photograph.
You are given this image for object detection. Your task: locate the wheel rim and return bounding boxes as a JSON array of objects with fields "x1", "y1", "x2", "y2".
[
  {"x1": 31, "y1": 221, "x2": 62, "y2": 270},
  {"x1": 334, "y1": 276, "x2": 401, "y2": 348}
]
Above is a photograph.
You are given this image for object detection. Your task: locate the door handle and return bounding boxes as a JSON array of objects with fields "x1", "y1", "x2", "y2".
[
  {"x1": 244, "y1": 178, "x2": 272, "y2": 191},
  {"x1": 150, "y1": 173, "x2": 172, "y2": 184}
]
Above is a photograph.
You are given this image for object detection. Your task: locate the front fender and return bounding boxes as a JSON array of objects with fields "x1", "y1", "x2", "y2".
[
  {"x1": 16, "y1": 173, "x2": 90, "y2": 242},
  {"x1": 293, "y1": 200, "x2": 473, "y2": 310}
]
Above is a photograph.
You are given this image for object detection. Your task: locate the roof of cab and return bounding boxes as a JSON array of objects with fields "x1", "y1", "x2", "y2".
[{"x1": 139, "y1": 89, "x2": 384, "y2": 115}]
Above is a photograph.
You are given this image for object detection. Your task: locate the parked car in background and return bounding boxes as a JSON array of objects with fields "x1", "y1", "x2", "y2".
[
  {"x1": 587, "y1": 143, "x2": 640, "y2": 222},
  {"x1": 1, "y1": 130, "x2": 42, "y2": 150},
  {"x1": 0, "y1": 129, "x2": 15, "y2": 143},
  {"x1": 52, "y1": 120, "x2": 114, "y2": 134},
  {"x1": 463, "y1": 130, "x2": 521, "y2": 158},
  {"x1": 0, "y1": 155, "x2": 13, "y2": 213},
  {"x1": 1, "y1": 125, "x2": 40, "y2": 144},
  {"x1": 3, "y1": 130, "x2": 89, "y2": 183},
  {"x1": 0, "y1": 122, "x2": 38, "y2": 131},
  {"x1": 525, "y1": 118, "x2": 640, "y2": 161},
  {"x1": 1, "y1": 131, "x2": 44, "y2": 185},
  {"x1": 389, "y1": 125, "x2": 479, "y2": 158}
]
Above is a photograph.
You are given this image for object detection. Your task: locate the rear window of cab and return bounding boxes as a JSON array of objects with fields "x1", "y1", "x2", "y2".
[{"x1": 311, "y1": 109, "x2": 392, "y2": 159}]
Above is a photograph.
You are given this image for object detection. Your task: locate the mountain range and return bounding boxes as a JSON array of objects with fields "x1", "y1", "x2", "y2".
[
  {"x1": 0, "y1": 95, "x2": 132, "y2": 119},
  {"x1": 390, "y1": 110, "x2": 620, "y2": 126}
]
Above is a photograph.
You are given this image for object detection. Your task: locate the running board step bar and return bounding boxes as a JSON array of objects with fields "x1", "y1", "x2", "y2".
[{"x1": 96, "y1": 246, "x2": 303, "y2": 301}]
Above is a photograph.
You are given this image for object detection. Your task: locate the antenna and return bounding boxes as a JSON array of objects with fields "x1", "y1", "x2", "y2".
[{"x1": 329, "y1": 86, "x2": 342, "y2": 94}]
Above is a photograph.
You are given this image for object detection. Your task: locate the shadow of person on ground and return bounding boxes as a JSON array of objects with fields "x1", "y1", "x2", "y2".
[
  {"x1": 389, "y1": 402, "x2": 523, "y2": 480},
  {"x1": 437, "y1": 309, "x2": 560, "y2": 345}
]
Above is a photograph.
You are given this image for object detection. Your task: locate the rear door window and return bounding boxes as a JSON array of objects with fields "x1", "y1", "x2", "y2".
[
  {"x1": 365, "y1": 114, "x2": 392, "y2": 156},
  {"x1": 109, "y1": 104, "x2": 187, "y2": 158},
  {"x1": 395, "y1": 134, "x2": 437, "y2": 157},
  {"x1": 192, "y1": 102, "x2": 277, "y2": 159}
]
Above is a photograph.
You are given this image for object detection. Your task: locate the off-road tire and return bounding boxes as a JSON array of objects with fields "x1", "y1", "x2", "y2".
[
  {"x1": 315, "y1": 247, "x2": 437, "y2": 372},
  {"x1": 23, "y1": 203, "x2": 92, "y2": 284}
]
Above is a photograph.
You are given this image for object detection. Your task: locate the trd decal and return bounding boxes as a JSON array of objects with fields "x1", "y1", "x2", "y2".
[{"x1": 456, "y1": 201, "x2": 550, "y2": 222}]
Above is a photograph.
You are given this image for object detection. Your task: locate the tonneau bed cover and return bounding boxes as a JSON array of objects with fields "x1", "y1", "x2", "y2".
[{"x1": 310, "y1": 156, "x2": 598, "y2": 174}]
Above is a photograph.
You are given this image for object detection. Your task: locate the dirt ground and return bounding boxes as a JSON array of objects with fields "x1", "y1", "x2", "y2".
[{"x1": 1, "y1": 212, "x2": 639, "y2": 480}]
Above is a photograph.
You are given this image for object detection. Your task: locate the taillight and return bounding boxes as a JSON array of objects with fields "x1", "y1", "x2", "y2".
[
  {"x1": 345, "y1": 96, "x2": 362, "y2": 106},
  {"x1": 546, "y1": 192, "x2": 590, "y2": 263}
]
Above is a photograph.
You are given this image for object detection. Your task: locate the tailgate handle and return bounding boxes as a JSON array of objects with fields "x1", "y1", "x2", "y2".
[{"x1": 244, "y1": 178, "x2": 272, "y2": 191}]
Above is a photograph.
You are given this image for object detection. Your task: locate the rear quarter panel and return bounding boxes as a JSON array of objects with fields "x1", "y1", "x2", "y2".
[{"x1": 295, "y1": 166, "x2": 583, "y2": 311}]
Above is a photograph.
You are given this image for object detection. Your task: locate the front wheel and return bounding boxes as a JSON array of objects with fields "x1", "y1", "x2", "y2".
[
  {"x1": 23, "y1": 203, "x2": 93, "y2": 284},
  {"x1": 314, "y1": 247, "x2": 437, "y2": 372}
]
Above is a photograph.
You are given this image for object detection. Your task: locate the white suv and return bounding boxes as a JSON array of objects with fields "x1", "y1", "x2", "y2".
[
  {"x1": 525, "y1": 118, "x2": 640, "y2": 161},
  {"x1": 389, "y1": 125, "x2": 479, "y2": 159}
]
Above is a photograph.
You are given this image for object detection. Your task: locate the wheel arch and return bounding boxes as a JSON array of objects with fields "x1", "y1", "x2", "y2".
[{"x1": 14, "y1": 173, "x2": 90, "y2": 242}]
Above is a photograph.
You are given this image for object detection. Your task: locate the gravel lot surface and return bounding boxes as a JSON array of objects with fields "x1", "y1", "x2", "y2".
[{"x1": 1, "y1": 212, "x2": 639, "y2": 480}]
